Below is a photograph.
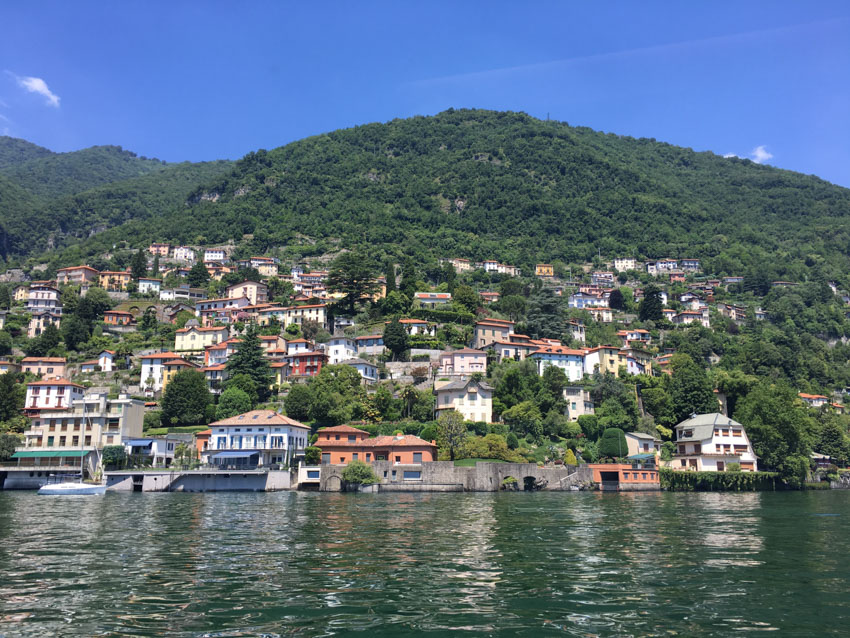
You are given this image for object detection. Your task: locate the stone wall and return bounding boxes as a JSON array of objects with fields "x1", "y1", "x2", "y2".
[
  {"x1": 320, "y1": 461, "x2": 593, "y2": 492},
  {"x1": 106, "y1": 470, "x2": 291, "y2": 492}
]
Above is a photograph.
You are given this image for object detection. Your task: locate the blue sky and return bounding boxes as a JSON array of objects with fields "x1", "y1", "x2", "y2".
[{"x1": 1, "y1": 1, "x2": 849, "y2": 186}]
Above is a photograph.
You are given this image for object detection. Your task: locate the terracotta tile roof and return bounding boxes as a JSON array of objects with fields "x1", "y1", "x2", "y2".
[
  {"x1": 210, "y1": 409, "x2": 309, "y2": 428},
  {"x1": 27, "y1": 378, "x2": 84, "y2": 388},
  {"x1": 163, "y1": 359, "x2": 197, "y2": 367},
  {"x1": 531, "y1": 345, "x2": 586, "y2": 356},
  {"x1": 799, "y1": 393, "x2": 828, "y2": 400},
  {"x1": 22, "y1": 357, "x2": 67, "y2": 363},
  {"x1": 317, "y1": 424, "x2": 370, "y2": 434},
  {"x1": 139, "y1": 351, "x2": 180, "y2": 360}
]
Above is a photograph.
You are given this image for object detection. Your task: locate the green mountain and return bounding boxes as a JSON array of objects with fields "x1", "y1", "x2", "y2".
[
  {"x1": 0, "y1": 142, "x2": 167, "y2": 200},
  {"x1": 5, "y1": 109, "x2": 850, "y2": 282},
  {"x1": 0, "y1": 160, "x2": 233, "y2": 261},
  {"x1": 0, "y1": 136, "x2": 54, "y2": 171}
]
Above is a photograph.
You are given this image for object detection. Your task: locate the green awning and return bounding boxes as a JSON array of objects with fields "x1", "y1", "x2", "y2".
[{"x1": 12, "y1": 450, "x2": 89, "y2": 458}]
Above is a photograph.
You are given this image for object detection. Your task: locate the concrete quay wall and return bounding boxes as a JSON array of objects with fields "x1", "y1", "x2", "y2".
[
  {"x1": 106, "y1": 470, "x2": 291, "y2": 492},
  {"x1": 320, "y1": 461, "x2": 594, "y2": 492}
]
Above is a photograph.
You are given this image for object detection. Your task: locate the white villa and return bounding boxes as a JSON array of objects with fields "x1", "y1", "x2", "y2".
[
  {"x1": 673, "y1": 413, "x2": 758, "y2": 472},
  {"x1": 206, "y1": 410, "x2": 310, "y2": 468}
]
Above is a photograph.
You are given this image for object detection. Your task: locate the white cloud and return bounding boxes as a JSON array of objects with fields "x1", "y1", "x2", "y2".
[
  {"x1": 750, "y1": 145, "x2": 773, "y2": 164},
  {"x1": 9, "y1": 73, "x2": 60, "y2": 107}
]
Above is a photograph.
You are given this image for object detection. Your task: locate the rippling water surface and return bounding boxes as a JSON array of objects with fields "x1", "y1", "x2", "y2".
[{"x1": 0, "y1": 490, "x2": 848, "y2": 636}]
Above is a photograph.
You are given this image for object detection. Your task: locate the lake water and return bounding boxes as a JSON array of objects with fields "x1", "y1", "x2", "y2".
[{"x1": 0, "y1": 490, "x2": 848, "y2": 637}]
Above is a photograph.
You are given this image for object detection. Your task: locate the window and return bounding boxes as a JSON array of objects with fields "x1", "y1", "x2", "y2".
[
  {"x1": 413, "y1": 453, "x2": 422, "y2": 463},
  {"x1": 352, "y1": 453, "x2": 358, "y2": 461},
  {"x1": 348, "y1": 435, "x2": 357, "y2": 442},
  {"x1": 307, "y1": 470, "x2": 320, "y2": 478},
  {"x1": 321, "y1": 453, "x2": 330, "y2": 465},
  {"x1": 403, "y1": 471, "x2": 421, "y2": 480},
  {"x1": 366, "y1": 453, "x2": 371, "y2": 461}
]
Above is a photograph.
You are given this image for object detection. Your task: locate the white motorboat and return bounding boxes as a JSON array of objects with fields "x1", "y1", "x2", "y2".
[{"x1": 38, "y1": 482, "x2": 106, "y2": 495}]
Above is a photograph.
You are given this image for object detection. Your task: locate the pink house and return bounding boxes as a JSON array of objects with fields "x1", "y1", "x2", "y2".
[{"x1": 438, "y1": 348, "x2": 487, "y2": 376}]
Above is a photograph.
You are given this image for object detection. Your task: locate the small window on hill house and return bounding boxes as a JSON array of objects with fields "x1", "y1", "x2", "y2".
[{"x1": 348, "y1": 435, "x2": 356, "y2": 442}]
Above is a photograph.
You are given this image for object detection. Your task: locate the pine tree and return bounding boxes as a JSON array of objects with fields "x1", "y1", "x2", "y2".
[
  {"x1": 638, "y1": 284, "x2": 664, "y2": 321},
  {"x1": 384, "y1": 259, "x2": 396, "y2": 294},
  {"x1": 383, "y1": 317, "x2": 409, "y2": 361},
  {"x1": 130, "y1": 249, "x2": 147, "y2": 280},
  {"x1": 151, "y1": 255, "x2": 160, "y2": 278},
  {"x1": 226, "y1": 324, "x2": 273, "y2": 402},
  {"x1": 187, "y1": 260, "x2": 210, "y2": 287}
]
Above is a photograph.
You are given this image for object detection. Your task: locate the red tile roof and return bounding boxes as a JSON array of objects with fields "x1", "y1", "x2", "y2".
[
  {"x1": 27, "y1": 378, "x2": 84, "y2": 388},
  {"x1": 210, "y1": 409, "x2": 309, "y2": 428}
]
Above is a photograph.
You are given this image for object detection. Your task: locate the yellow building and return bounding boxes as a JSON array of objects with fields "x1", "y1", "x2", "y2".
[
  {"x1": 584, "y1": 345, "x2": 625, "y2": 377},
  {"x1": 175, "y1": 324, "x2": 230, "y2": 353},
  {"x1": 99, "y1": 271, "x2": 132, "y2": 291},
  {"x1": 162, "y1": 358, "x2": 199, "y2": 390},
  {"x1": 536, "y1": 264, "x2": 554, "y2": 277}
]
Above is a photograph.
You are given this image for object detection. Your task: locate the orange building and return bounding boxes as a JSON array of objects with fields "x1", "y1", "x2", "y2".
[
  {"x1": 315, "y1": 425, "x2": 437, "y2": 465},
  {"x1": 588, "y1": 463, "x2": 660, "y2": 491},
  {"x1": 104, "y1": 310, "x2": 135, "y2": 326},
  {"x1": 195, "y1": 428, "x2": 211, "y2": 456}
]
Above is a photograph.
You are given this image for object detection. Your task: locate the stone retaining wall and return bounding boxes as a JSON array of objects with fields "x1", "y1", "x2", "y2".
[{"x1": 320, "y1": 461, "x2": 594, "y2": 492}]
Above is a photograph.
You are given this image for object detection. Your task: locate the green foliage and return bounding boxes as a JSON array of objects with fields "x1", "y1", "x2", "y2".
[
  {"x1": 506, "y1": 431, "x2": 519, "y2": 449},
  {"x1": 577, "y1": 414, "x2": 602, "y2": 440},
  {"x1": 383, "y1": 317, "x2": 408, "y2": 361},
  {"x1": 10, "y1": 110, "x2": 850, "y2": 281},
  {"x1": 285, "y1": 384, "x2": 313, "y2": 421},
  {"x1": 452, "y1": 284, "x2": 479, "y2": 314},
  {"x1": 660, "y1": 468, "x2": 779, "y2": 491},
  {"x1": 462, "y1": 433, "x2": 525, "y2": 462},
  {"x1": 327, "y1": 251, "x2": 378, "y2": 315},
  {"x1": 225, "y1": 324, "x2": 273, "y2": 402},
  {"x1": 161, "y1": 370, "x2": 212, "y2": 426},
  {"x1": 598, "y1": 427, "x2": 628, "y2": 459},
  {"x1": 639, "y1": 284, "x2": 664, "y2": 321},
  {"x1": 101, "y1": 444, "x2": 127, "y2": 468},
  {"x1": 304, "y1": 445, "x2": 322, "y2": 465},
  {"x1": 669, "y1": 354, "x2": 718, "y2": 423},
  {"x1": 187, "y1": 260, "x2": 210, "y2": 287},
  {"x1": 61, "y1": 314, "x2": 90, "y2": 351},
  {"x1": 564, "y1": 449, "x2": 578, "y2": 466},
  {"x1": 726, "y1": 462, "x2": 741, "y2": 472},
  {"x1": 143, "y1": 411, "x2": 161, "y2": 431},
  {"x1": 216, "y1": 387, "x2": 253, "y2": 420},
  {"x1": 130, "y1": 249, "x2": 147, "y2": 279},
  {"x1": 341, "y1": 459, "x2": 378, "y2": 485},
  {"x1": 733, "y1": 380, "x2": 815, "y2": 486},
  {"x1": 437, "y1": 409, "x2": 467, "y2": 461}
]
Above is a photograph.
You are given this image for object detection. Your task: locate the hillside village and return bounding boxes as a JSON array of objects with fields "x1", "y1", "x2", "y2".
[{"x1": 1, "y1": 239, "x2": 849, "y2": 490}]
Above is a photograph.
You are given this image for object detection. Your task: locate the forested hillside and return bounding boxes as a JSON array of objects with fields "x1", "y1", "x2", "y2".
[
  {"x1": 0, "y1": 160, "x2": 233, "y2": 262},
  {"x1": 3, "y1": 109, "x2": 850, "y2": 282},
  {"x1": 0, "y1": 137, "x2": 54, "y2": 171},
  {"x1": 0, "y1": 143, "x2": 166, "y2": 200}
]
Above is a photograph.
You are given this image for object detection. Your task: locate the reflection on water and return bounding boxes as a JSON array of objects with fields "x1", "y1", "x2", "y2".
[{"x1": 0, "y1": 490, "x2": 848, "y2": 636}]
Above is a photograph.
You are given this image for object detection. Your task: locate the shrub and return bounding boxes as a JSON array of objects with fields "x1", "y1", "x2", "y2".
[
  {"x1": 506, "y1": 432, "x2": 519, "y2": 450},
  {"x1": 564, "y1": 449, "x2": 578, "y2": 466},
  {"x1": 412, "y1": 354, "x2": 431, "y2": 362},
  {"x1": 102, "y1": 445, "x2": 127, "y2": 469},
  {"x1": 467, "y1": 421, "x2": 489, "y2": 436},
  {"x1": 598, "y1": 428, "x2": 628, "y2": 459},
  {"x1": 726, "y1": 462, "x2": 741, "y2": 472},
  {"x1": 341, "y1": 460, "x2": 378, "y2": 485},
  {"x1": 418, "y1": 424, "x2": 437, "y2": 442}
]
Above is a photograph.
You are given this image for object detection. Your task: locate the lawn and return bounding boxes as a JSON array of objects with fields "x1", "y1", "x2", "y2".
[{"x1": 453, "y1": 458, "x2": 509, "y2": 467}]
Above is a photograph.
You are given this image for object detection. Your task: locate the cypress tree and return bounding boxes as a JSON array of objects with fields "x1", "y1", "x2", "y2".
[{"x1": 226, "y1": 324, "x2": 273, "y2": 401}]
